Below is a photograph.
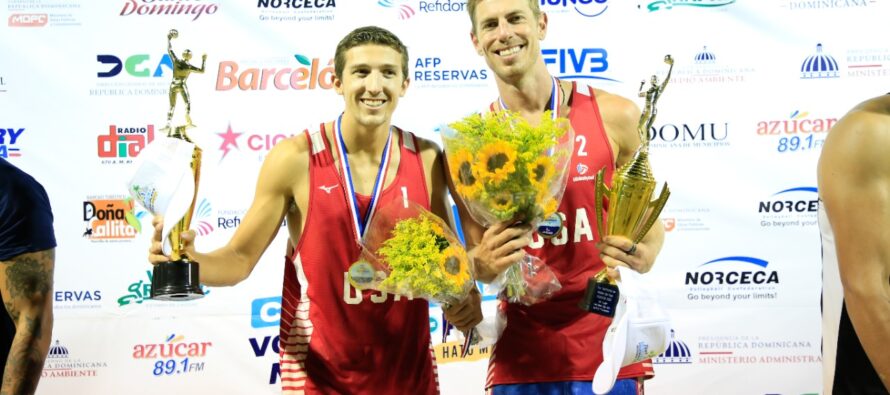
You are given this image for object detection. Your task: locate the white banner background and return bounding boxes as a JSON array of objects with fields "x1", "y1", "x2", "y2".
[{"x1": 3, "y1": 0, "x2": 885, "y2": 393}]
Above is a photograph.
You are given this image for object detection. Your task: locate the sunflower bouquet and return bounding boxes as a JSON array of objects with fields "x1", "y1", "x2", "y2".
[
  {"x1": 349, "y1": 200, "x2": 475, "y2": 310},
  {"x1": 441, "y1": 110, "x2": 573, "y2": 305}
]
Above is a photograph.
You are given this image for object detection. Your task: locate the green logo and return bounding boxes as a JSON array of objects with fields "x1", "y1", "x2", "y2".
[{"x1": 644, "y1": 0, "x2": 736, "y2": 12}]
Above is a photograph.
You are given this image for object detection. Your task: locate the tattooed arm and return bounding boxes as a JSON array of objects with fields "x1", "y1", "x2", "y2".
[{"x1": 0, "y1": 248, "x2": 54, "y2": 395}]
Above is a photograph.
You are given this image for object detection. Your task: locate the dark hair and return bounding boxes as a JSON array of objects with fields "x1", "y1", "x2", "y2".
[{"x1": 334, "y1": 26, "x2": 409, "y2": 81}]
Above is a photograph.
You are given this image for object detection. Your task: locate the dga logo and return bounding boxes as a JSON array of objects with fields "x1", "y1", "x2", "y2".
[
  {"x1": 413, "y1": 57, "x2": 488, "y2": 88},
  {"x1": 118, "y1": 270, "x2": 211, "y2": 306},
  {"x1": 756, "y1": 111, "x2": 833, "y2": 154},
  {"x1": 8, "y1": 13, "x2": 48, "y2": 27},
  {"x1": 97, "y1": 124, "x2": 156, "y2": 164},
  {"x1": 801, "y1": 43, "x2": 840, "y2": 79},
  {"x1": 641, "y1": 0, "x2": 736, "y2": 12},
  {"x1": 82, "y1": 197, "x2": 145, "y2": 242},
  {"x1": 654, "y1": 329, "x2": 693, "y2": 364},
  {"x1": 542, "y1": 48, "x2": 617, "y2": 81},
  {"x1": 132, "y1": 334, "x2": 212, "y2": 377},
  {"x1": 660, "y1": 46, "x2": 754, "y2": 84},
  {"x1": 249, "y1": 296, "x2": 283, "y2": 384},
  {"x1": 378, "y1": 0, "x2": 416, "y2": 19},
  {"x1": 783, "y1": 0, "x2": 877, "y2": 10},
  {"x1": 119, "y1": 0, "x2": 219, "y2": 21},
  {"x1": 54, "y1": 290, "x2": 102, "y2": 310},
  {"x1": 758, "y1": 187, "x2": 818, "y2": 228},
  {"x1": 218, "y1": 123, "x2": 293, "y2": 161},
  {"x1": 216, "y1": 55, "x2": 334, "y2": 91},
  {"x1": 42, "y1": 340, "x2": 108, "y2": 378},
  {"x1": 0, "y1": 128, "x2": 24, "y2": 158},
  {"x1": 540, "y1": 0, "x2": 609, "y2": 18},
  {"x1": 648, "y1": 121, "x2": 730, "y2": 149},
  {"x1": 97, "y1": 54, "x2": 173, "y2": 78},
  {"x1": 685, "y1": 256, "x2": 780, "y2": 303}
]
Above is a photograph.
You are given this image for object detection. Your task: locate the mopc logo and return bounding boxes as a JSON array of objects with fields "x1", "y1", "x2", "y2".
[
  {"x1": 540, "y1": 0, "x2": 609, "y2": 18},
  {"x1": 218, "y1": 123, "x2": 293, "y2": 160},
  {"x1": 758, "y1": 187, "x2": 818, "y2": 228},
  {"x1": 82, "y1": 197, "x2": 145, "y2": 242},
  {"x1": 8, "y1": 13, "x2": 48, "y2": 27},
  {"x1": 97, "y1": 124, "x2": 156, "y2": 163},
  {"x1": 378, "y1": 0, "x2": 416, "y2": 19},
  {"x1": 0, "y1": 128, "x2": 24, "y2": 158},
  {"x1": 119, "y1": 0, "x2": 219, "y2": 21},
  {"x1": 216, "y1": 55, "x2": 334, "y2": 91},
  {"x1": 542, "y1": 48, "x2": 617, "y2": 81},
  {"x1": 97, "y1": 54, "x2": 173, "y2": 78},
  {"x1": 641, "y1": 0, "x2": 736, "y2": 12}
]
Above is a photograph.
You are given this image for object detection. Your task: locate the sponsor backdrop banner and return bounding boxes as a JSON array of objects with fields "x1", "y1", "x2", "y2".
[{"x1": 2, "y1": 0, "x2": 882, "y2": 393}]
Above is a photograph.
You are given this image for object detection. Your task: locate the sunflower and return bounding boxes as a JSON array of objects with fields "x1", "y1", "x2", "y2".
[
  {"x1": 475, "y1": 141, "x2": 517, "y2": 184},
  {"x1": 448, "y1": 149, "x2": 482, "y2": 198},
  {"x1": 489, "y1": 191, "x2": 517, "y2": 219},
  {"x1": 438, "y1": 245, "x2": 471, "y2": 294},
  {"x1": 527, "y1": 156, "x2": 555, "y2": 193},
  {"x1": 540, "y1": 197, "x2": 559, "y2": 218}
]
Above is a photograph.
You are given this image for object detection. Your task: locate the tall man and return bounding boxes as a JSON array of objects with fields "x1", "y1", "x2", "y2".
[
  {"x1": 818, "y1": 93, "x2": 890, "y2": 394},
  {"x1": 0, "y1": 158, "x2": 56, "y2": 395},
  {"x1": 452, "y1": 1, "x2": 666, "y2": 394},
  {"x1": 148, "y1": 26, "x2": 481, "y2": 394}
]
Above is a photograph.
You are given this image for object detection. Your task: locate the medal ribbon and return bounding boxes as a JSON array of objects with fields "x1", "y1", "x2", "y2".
[
  {"x1": 334, "y1": 113, "x2": 394, "y2": 244},
  {"x1": 498, "y1": 76, "x2": 561, "y2": 120}
]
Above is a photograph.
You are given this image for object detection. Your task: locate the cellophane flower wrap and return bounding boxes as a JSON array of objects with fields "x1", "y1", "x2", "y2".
[
  {"x1": 352, "y1": 200, "x2": 475, "y2": 309},
  {"x1": 441, "y1": 110, "x2": 573, "y2": 305}
]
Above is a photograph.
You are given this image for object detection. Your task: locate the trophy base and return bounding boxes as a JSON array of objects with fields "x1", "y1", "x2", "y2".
[
  {"x1": 150, "y1": 259, "x2": 204, "y2": 301},
  {"x1": 578, "y1": 276, "x2": 619, "y2": 317}
]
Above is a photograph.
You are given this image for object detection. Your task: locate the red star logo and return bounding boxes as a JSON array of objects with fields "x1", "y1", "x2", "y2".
[{"x1": 217, "y1": 123, "x2": 242, "y2": 159}]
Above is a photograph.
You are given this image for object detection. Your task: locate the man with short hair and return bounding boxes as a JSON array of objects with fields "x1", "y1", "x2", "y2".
[
  {"x1": 149, "y1": 26, "x2": 482, "y2": 394},
  {"x1": 0, "y1": 158, "x2": 56, "y2": 395},
  {"x1": 819, "y1": 93, "x2": 890, "y2": 395},
  {"x1": 451, "y1": 1, "x2": 666, "y2": 394}
]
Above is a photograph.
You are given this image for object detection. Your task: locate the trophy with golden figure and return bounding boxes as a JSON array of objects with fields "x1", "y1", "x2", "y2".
[
  {"x1": 128, "y1": 29, "x2": 207, "y2": 301},
  {"x1": 579, "y1": 55, "x2": 674, "y2": 317}
]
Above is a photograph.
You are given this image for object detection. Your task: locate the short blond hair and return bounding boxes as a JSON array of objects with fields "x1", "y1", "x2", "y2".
[{"x1": 467, "y1": 0, "x2": 541, "y2": 33}]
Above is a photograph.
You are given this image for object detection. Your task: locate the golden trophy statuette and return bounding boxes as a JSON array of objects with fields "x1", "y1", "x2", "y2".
[
  {"x1": 153, "y1": 28, "x2": 207, "y2": 301},
  {"x1": 580, "y1": 55, "x2": 674, "y2": 317}
]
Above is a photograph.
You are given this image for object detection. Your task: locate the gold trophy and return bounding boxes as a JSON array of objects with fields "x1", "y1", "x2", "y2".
[
  {"x1": 579, "y1": 55, "x2": 674, "y2": 317},
  {"x1": 155, "y1": 28, "x2": 206, "y2": 300}
]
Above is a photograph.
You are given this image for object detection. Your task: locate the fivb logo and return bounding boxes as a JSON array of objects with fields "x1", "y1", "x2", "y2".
[
  {"x1": 641, "y1": 0, "x2": 736, "y2": 12},
  {"x1": 97, "y1": 125, "x2": 156, "y2": 161},
  {"x1": 0, "y1": 128, "x2": 24, "y2": 158},
  {"x1": 97, "y1": 54, "x2": 173, "y2": 78},
  {"x1": 542, "y1": 48, "x2": 617, "y2": 81},
  {"x1": 540, "y1": 0, "x2": 609, "y2": 18},
  {"x1": 378, "y1": 0, "x2": 416, "y2": 19},
  {"x1": 8, "y1": 14, "x2": 48, "y2": 27}
]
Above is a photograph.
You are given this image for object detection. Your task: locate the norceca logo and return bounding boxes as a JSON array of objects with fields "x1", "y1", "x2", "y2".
[{"x1": 216, "y1": 55, "x2": 334, "y2": 91}]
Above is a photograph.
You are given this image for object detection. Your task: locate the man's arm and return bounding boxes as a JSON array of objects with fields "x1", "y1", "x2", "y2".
[
  {"x1": 0, "y1": 248, "x2": 54, "y2": 395},
  {"x1": 150, "y1": 136, "x2": 307, "y2": 286},
  {"x1": 418, "y1": 138, "x2": 482, "y2": 332},
  {"x1": 818, "y1": 109, "x2": 890, "y2": 391},
  {"x1": 597, "y1": 91, "x2": 665, "y2": 276}
]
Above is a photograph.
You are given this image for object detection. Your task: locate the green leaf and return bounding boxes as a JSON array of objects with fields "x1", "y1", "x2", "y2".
[
  {"x1": 125, "y1": 211, "x2": 142, "y2": 234},
  {"x1": 294, "y1": 54, "x2": 311, "y2": 66}
]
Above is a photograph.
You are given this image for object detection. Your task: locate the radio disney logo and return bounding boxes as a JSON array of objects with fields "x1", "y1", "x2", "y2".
[
  {"x1": 0, "y1": 128, "x2": 24, "y2": 158},
  {"x1": 648, "y1": 121, "x2": 730, "y2": 149},
  {"x1": 640, "y1": 0, "x2": 736, "y2": 12},
  {"x1": 758, "y1": 187, "x2": 818, "y2": 228},
  {"x1": 119, "y1": 0, "x2": 219, "y2": 21},
  {"x1": 801, "y1": 43, "x2": 840, "y2": 79},
  {"x1": 413, "y1": 57, "x2": 488, "y2": 88},
  {"x1": 540, "y1": 0, "x2": 609, "y2": 17},
  {"x1": 685, "y1": 256, "x2": 779, "y2": 303},
  {"x1": 542, "y1": 48, "x2": 617, "y2": 82}
]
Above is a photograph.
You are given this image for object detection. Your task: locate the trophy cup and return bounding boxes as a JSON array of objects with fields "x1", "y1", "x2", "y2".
[
  {"x1": 128, "y1": 29, "x2": 207, "y2": 301},
  {"x1": 579, "y1": 55, "x2": 674, "y2": 317}
]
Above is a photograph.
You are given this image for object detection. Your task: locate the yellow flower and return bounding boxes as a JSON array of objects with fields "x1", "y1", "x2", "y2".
[
  {"x1": 527, "y1": 156, "x2": 555, "y2": 192},
  {"x1": 449, "y1": 149, "x2": 482, "y2": 198},
  {"x1": 476, "y1": 141, "x2": 517, "y2": 184},
  {"x1": 490, "y1": 191, "x2": 514, "y2": 213},
  {"x1": 541, "y1": 197, "x2": 559, "y2": 218},
  {"x1": 439, "y1": 245, "x2": 471, "y2": 291}
]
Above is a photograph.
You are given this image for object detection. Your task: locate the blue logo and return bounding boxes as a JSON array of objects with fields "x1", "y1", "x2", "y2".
[
  {"x1": 694, "y1": 46, "x2": 716, "y2": 64},
  {"x1": 686, "y1": 256, "x2": 779, "y2": 287},
  {"x1": 542, "y1": 48, "x2": 617, "y2": 81},
  {"x1": 251, "y1": 296, "x2": 282, "y2": 328},
  {"x1": 540, "y1": 0, "x2": 609, "y2": 18},
  {"x1": 97, "y1": 54, "x2": 172, "y2": 78},
  {"x1": 654, "y1": 329, "x2": 693, "y2": 364},
  {"x1": 801, "y1": 43, "x2": 840, "y2": 79},
  {"x1": 0, "y1": 128, "x2": 24, "y2": 158}
]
